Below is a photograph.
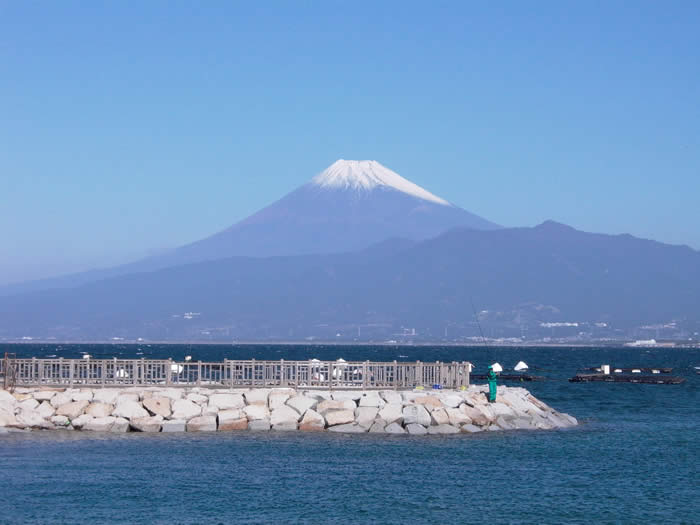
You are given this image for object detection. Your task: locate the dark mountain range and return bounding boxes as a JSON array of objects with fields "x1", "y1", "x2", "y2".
[
  {"x1": 0, "y1": 160, "x2": 498, "y2": 297},
  {"x1": 1, "y1": 221, "x2": 697, "y2": 341}
]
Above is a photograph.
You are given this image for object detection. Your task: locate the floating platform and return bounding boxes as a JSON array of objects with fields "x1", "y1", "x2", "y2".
[
  {"x1": 569, "y1": 373, "x2": 685, "y2": 385},
  {"x1": 581, "y1": 367, "x2": 673, "y2": 374},
  {"x1": 471, "y1": 373, "x2": 545, "y2": 382}
]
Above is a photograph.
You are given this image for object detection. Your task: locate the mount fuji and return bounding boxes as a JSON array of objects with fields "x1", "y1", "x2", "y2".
[
  {"x1": 1, "y1": 160, "x2": 498, "y2": 295},
  {"x1": 169, "y1": 159, "x2": 499, "y2": 264}
]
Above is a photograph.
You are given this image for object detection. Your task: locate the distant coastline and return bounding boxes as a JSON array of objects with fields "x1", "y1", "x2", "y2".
[{"x1": 3, "y1": 339, "x2": 698, "y2": 349}]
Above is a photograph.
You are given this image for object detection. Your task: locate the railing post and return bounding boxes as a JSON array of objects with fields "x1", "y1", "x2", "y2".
[
  {"x1": 393, "y1": 360, "x2": 398, "y2": 390},
  {"x1": 363, "y1": 361, "x2": 368, "y2": 389},
  {"x1": 69, "y1": 359, "x2": 74, "y2": 386},
  {"x1": 280, "y1": 359, "x2": 285, "y2": 387},
  {"x1": 166, "y1": 358, "x2": 172, "y2": 386},
  {"x1": 197, "y1": 361, "x2": 202, "y2": 386},
  {"x1": 417, "y1": 361, "x2": 422, "y2": 388}
]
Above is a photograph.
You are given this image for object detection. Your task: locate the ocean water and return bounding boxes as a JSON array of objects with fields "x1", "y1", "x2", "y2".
[{"x1": 1, "y1": 344, "x2": 698, "y2": 524}]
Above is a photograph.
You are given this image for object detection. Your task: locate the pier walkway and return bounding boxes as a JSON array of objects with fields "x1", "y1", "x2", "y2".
[{"x1": 1, "y1": 357, "x2": 471, "y2": 390}]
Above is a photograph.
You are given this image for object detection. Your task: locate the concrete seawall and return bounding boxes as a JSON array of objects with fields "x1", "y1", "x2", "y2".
[{"x1": 0, "y1": 385, "x2": 577, "y2": 434}]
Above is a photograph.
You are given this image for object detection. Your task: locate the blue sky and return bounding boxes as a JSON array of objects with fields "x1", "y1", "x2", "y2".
[{"x1": 1, "y1": 1, "x2": 699, "y2": 284}]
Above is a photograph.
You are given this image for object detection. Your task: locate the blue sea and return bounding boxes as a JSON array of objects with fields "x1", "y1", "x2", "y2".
[{"x1": 1, "y1": 344, "x2": 698, "y2": 524}]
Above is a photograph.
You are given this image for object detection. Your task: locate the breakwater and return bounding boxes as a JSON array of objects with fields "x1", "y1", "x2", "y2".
[{"x1": 0, "y1": 384, "x2": 577, "y2": 434}]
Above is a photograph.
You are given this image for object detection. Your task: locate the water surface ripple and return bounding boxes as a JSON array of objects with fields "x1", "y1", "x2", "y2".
[{"x1": 1, "y1": 344, "x2": 698, "y2": 524}]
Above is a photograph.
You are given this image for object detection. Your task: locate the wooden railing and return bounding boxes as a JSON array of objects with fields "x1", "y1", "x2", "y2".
[{"x1": 0, "y1": 358, "x2": 471, "y2": 390}]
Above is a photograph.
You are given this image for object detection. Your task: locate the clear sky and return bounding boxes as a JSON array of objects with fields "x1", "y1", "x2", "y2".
[{"x1": 1, "y1": 1, "x2": 699, "y2": 285}]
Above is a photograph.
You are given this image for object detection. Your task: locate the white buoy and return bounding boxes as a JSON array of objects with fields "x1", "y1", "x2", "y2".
[
  {"x1": 514, "y1": 361, "x2": 528, "y2": 371},
  {"x1": 184, "y1": 356, "x2": 192, "y2": 362},
  {"x1": 82, "y1": 354, "x2": 91, "y2": 359},
  {"x1": 491, "y1": 362, "x2": 503, "y2": 373}
]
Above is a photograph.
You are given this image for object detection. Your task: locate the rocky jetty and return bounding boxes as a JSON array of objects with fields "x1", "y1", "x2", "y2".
[{"x1": 0, "y1": 385, "x2": 577, "y2": 434}]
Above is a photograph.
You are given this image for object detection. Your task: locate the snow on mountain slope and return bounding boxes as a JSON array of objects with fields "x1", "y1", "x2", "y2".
[{"x1": 311, "y1": 160, "x2": 451, "y2": 206}]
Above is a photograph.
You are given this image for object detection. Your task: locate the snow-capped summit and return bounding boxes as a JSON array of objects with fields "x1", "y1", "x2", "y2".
[
  {"x1": 166, "y1": 158, "x2": 499, "y2": 263},
  {"x1": 312, "y1": 160, "x2": 451, "y2": 206}
]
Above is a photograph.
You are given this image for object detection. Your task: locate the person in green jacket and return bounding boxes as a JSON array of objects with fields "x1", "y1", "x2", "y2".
[{"x1": 487, "y1": 365, "x2": 498, "y2": 403}]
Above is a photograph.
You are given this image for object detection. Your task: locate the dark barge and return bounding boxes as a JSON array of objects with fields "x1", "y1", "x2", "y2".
[
  {"x1": 569, "y1": 373, "x2": 685, "y2": 384},
  {"x1": 581, "y1": 367, "x2": 673, "y2": 374}
]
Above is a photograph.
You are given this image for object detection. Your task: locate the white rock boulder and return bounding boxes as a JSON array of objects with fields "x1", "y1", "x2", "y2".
[
  {"x1": 355, "y1": 406, "x2": 378, "y2": 428},
  {"x1": 70, "y1": 414, "x2": 94, "y2": 429},
  {"x1": 406, "y1": 423, "x2": 428, "y2": 435},
  {"x1": 143, "y1": 397, "x2": 172, "y2": 418},
  {"x1": 187, "y1": 415, "x2": 217, "y2": 432},
  {"x1": 50, "y1": 392, "x2": 72, "y2": 408},
  {"x1": 56, "y1": 400, "x2": 90, "y2": 419},
  {"x1": 208, "y1": 393, "x2": 245, "y2": 411},
  {"x1": 385, "y1": 422, "x2": 406, "y2": 434},
  {"x1": 243, "y1": 404, "x2": 270, "y2": 421},
  {"x1": 378, "y1": 404, "x2": 404, "y2": 425},
  {"x1": 130, "y1": 415, "x2": 164, "y2": 432},
  {"x1": 218, "y1": 410, "x2": 248, "y2": 431},
  {"x1": 324, "y1": 409, "x2": 355, "y2": 427},
  {"x1": 402, "y1": 405, "x2": 431, "y2": 427},
  {"x1": 380, "y1": 391, "x2": 402, "y2": 405},
  {"x1": 33, "y1": 390, "x2": 57, "y2": 401},
  {"x1": 93, "y1": 389, "x2": 121, "y2": 405},
  {"x1": 112, "y1": 401, "x2": 149, "y2": 420},
  {"x1": 85, "y1": 416, "x2": 119, "y2": 432},
  {"x1": 286, "y1": 395, "x2": 318, "y2": 415},
  {"x1": 86, "y1": 402, "x2": 114, "y2": 418},
  {"x1": 244, "y1": 389, "x2": 270, "y2": 406},
  {"x1": 328, "y1": 423, "x2": 366, "y2": 433},
  {"x1": 162, "y1": 419, "x2": 187, "y2": 432},
  {"x1": 172, "y1": 399, "x2": 202, "y2": 420},
  {"x1": 37, "y1": 401, "x2": 56, "y2": 419},
  {"x1": 428, "y1": 424, "x2": 460, "y2": 434},
  {"x1": 51, "y1": 415, "x2": 70, "y2": 427},
  {"x1": 299, "y1": 409, "x2": 325, "y2": 432},
  {"x1": 248, "y1": 419, "x2": 271, "y2": 431},
  {"x1": 270, "y1": 405, "x2": 301, "y2": 428},
  {"x1": 71, "y1": 390, "x2": 93, "y2": 402}
]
